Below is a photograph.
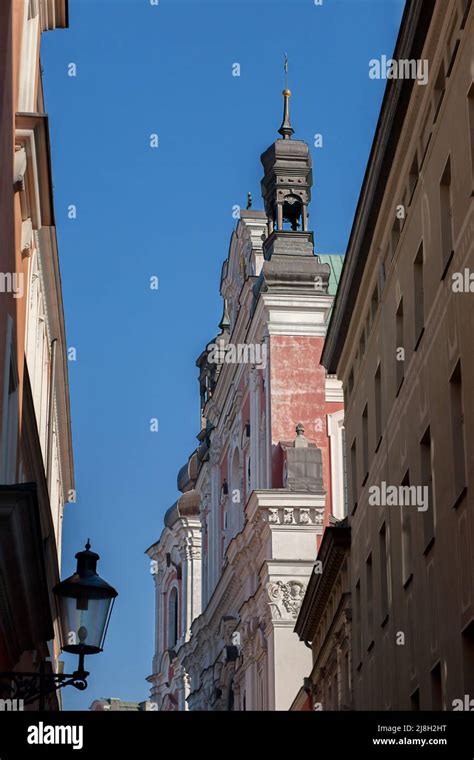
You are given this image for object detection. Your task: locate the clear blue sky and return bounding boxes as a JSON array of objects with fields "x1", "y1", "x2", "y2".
[{"x1": 41, "y1": 0, "x2": 404, "y2": 709}]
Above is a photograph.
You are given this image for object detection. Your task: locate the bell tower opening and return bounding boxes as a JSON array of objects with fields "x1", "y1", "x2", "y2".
[
  {"x1": 282, "y1": 193, "x2": 303, "y2": 231},
  {"x1": 260, "y1": 77, "x2": 314, "y2": 253},
  {"x1": 257, "y1": 60, "x2": 331, "y2": 290}
]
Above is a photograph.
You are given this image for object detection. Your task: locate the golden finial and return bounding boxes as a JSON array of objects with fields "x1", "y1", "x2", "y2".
[{"x1": 279, "y1": 54, "x2": 294, "y2": 139}]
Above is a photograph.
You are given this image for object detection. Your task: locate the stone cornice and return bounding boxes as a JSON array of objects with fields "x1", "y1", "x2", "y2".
[
  {"x1": 322, "y1": 0, "x2": 436, "y2": 373},
  {"x1": 37, "y1": 226, "x2": 74, "y2": 501},
  {"x1": 16, "y1": 112, "x2": 75, "y2": 500},
  {"x1": 307, "y1": 593, "x2": 352, "y2": 679},
  {"x1": 295, "y1": 525, "x2": 351, "y2": 641},
  {"x1": 253, "y1": 291, "x2": 334, "y2": 337},
  {"x1": 203, "y1": 268, "x2": 335, "y2": 446},
  {"x1": 179, "y1": 489, "x2": 326, "y2": 670},
  {"x1": 245, "y1": 489, "x2": 326, "y2": 523},
  {"x1": 145, "y1": 516, "x2": 201, "y2": 563},
  {"x1": 40, "y1": 0, "x2": 69, "y2": 30}
]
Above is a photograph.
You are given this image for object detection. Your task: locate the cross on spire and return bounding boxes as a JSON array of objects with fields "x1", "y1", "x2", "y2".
[{"x1": 278, "y1": 53, "x2": 294, "y2": 140}]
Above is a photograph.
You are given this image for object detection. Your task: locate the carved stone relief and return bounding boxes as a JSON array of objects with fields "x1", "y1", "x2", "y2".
[{"x1": 267, "y1": 580, "x2": 307, "y2": 620}]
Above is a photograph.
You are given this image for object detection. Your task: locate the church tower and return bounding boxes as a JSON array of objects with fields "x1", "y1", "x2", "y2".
[
  {"x1": 260, "y1": 88, "x2": 322, "y2": 259},
  {"x1": 146, "y1": 85, "x2": 345, "y2": 711},
  {"x1": 254, "y1": 89, "x2": 341, "y2": 498}
]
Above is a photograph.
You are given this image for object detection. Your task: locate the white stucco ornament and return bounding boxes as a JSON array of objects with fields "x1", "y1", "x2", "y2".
[{"x1": 267, "y1": 580, "x2": 307, "y2": 620}]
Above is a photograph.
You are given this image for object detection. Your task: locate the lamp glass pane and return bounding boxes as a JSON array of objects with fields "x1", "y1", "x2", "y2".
[{"x1": 58, "y1": 595, "x2": 113, "y2": 652}]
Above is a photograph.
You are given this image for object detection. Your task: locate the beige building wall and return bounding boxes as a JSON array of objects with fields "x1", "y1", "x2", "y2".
[
  {"x1": 0, "y1": 0, "x2": 73, "y2": 706},
  {"x1": 323, "y1": 0, "x2": 474, "y2": 710}
]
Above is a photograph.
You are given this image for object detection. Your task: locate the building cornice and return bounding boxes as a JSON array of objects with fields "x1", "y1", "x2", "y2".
[
  {"x1": 38, "y1": 226, "x2": 75, "y2": 501},
  {"x1": 253, "y1": 291, "x2": 333, "y2": 337},
  {"x1": 295, "y1": 524, "x2": 350, "y2": 641},
  {"x1": 321, "y1": 0, "x2": 436, "y2": 374},
  {"x1": 179, "y1": 488, "x2": 326, "y2": 669},
  {"x1": 39, "y1": 0, "x2": 69, "y2": 31},
  {"x1": 16, "y1": 112, "x2": 54, "y2": 228},
  {"x1": 15, "y1": 112, "x2": 75, "y2": 500},
  {"x1": 245, "y1": 489, "x2": 326, "y2": 522}
]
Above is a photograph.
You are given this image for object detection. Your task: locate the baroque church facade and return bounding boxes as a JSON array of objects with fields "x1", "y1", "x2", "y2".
[{"x1": 146, "y1": 92, "x2": 345, "y2": 711}]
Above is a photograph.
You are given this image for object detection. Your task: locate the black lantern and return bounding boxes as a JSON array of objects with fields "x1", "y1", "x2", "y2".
[
  {"x1": 0, "y1": 540, "x2": 117, "y2": 707},
  {"x1": 54, "y1": 540, "x2": 118, "y2": 663}
]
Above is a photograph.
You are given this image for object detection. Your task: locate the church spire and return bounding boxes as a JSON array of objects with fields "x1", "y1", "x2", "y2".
[{"x1": 278, "y1": 54, "x2": 294, "y2": 140}]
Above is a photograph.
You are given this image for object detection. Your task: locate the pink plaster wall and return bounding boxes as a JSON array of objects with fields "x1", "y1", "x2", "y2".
[{"x1": 269, "y1": 334, "x2": 344, "y2": 522}]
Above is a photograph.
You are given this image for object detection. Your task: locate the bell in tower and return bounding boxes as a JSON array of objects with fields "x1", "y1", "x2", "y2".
[{"x1": 257, "y1": 80, "x2": 330, "y2": 293}]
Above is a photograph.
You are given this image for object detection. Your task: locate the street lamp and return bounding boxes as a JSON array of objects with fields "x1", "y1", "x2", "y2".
[
  {"x1": 54, "y1": 539, "x2": 118, "y2": 671},
  {"x1": 0, "y1": 540, "x2": 117, "y2": 708}
]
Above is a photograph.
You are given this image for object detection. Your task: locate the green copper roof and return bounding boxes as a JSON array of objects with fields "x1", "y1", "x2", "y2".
[{"x1": 318, "y1": 254, "x2": 345, "y2": 296}]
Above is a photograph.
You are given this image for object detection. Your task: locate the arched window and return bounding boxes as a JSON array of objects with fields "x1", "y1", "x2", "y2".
[
  {"x1": 231, "y1": 448, "x2": 240, "y2": 499},
  {"x1": 230, "y1": 448, "x2": 241, "y2": 535},
  {"x1": 259, "y1": 412, "x2": 267, "y2": 489},
  {"x1": 282, "y1": 193, "x2": 303, "y2": 231},
  {"x1": 168, "y1": 587, "x2": 178, "y2": 649}
]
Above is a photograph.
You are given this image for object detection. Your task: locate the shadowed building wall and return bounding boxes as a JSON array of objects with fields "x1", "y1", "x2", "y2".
[{"x1": 322, "y1": 0, "x2": 474, "y2": 711}]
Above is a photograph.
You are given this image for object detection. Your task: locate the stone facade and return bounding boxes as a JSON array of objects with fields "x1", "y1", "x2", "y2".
[
  {"x1": 294, "y1": 521, "x2": 351, "y2": 711},
  {"x1": 322, "y1": 0, "x2": 474, "y2": 710}
]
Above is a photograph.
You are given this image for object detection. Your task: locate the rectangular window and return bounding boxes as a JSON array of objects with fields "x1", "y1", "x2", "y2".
[
  {"x1": 6, "y1": 363, "x2": 18, "y2": 477},
  {"x1": 378, "y1": 258, "x2": 386, "y2": 295},
  {"x1": 342, "y1": 426, "x2": 348, "y2": 516},
  {"x1": 450, "y1": 360, "x2": 467, "y2": 503},
  {"x1": 359, "y1": 328, "x2": 366, "y2": 361},
  {"x1": 366, "y1": 553, "x2": 374, "y2": 647},
  {"x1": 351, "y1": 439, "x2": 358, "y2": 510},
  {"x1": 362, "y1": 405, "x2": 369, "y2": 485},
  {"x1": 401, "y1": 470, "x2": 413, "y2": 585},
  {"x1": 344, "y1": 651, "x2": 351, "y2": 705},
  {"x1": 332, "y1": 672, "x2": 338, "y2": 710},
  {"x1": 431, "y1": 663, "x2": 443, "y2": 710},
  {"x1": 410, "y1": 689, "x2": 421, "y2": 711},
  {"x1": 348, "y1": 368, "x2": 354, "y2": 396},
  {"x1": 390, "y1": 219, "x2": 401, "y2": 260},
  {"x1": 355, "y1": 580, "x2": 361, "y2": 665},
  {"x1": 433, "y1": 62, "x2": 445, "y2": 122},
  {"x1": 440, "y1": 157, "x2": 453, "y2": 277},
  {"x1": 414, "y1": 243, "x2": 424, "y2": 349},
  {"x1": 396, "y1": 298, "x2": 404, "y2": 394},
  {"x1": 462, "y1": 621, "x2": 474, "y2": 696},
  {"x1": 379, "y1": 523, "x2": 390, "y2": 623},
  {"x1": 407, "y1": 593, "x2": 416, "y2": 678},
  {"x1": 419, "y1": 108, "x2": 432, "y2": 168},
  {"x1": 1, "y1": 334, "x2": 19, "y2": 483},
  {"x1": 371, "y1": 285, "x2": 379, "y2": 323},
  {"x1": 421, "y1": 426, "x2": 435, "y2": 550},
  {"x1": 445, "y1": 8, "x2": 460, "y2": 75},
  {"x1": 468, "y1": 84, "x2": 474, "y2": 191},
  {"x1": 461, "y1": 0, "x2": 471, "y2": 28},
  {"x1": 408, "y1": 153, "x2": 419, "y2": 204},
  {"x1": 167, "y1": 588, "x2": 179, "y2": 650},
  {"x1": 375, "y1": 364, "x2": 382, "y2": 451}
]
